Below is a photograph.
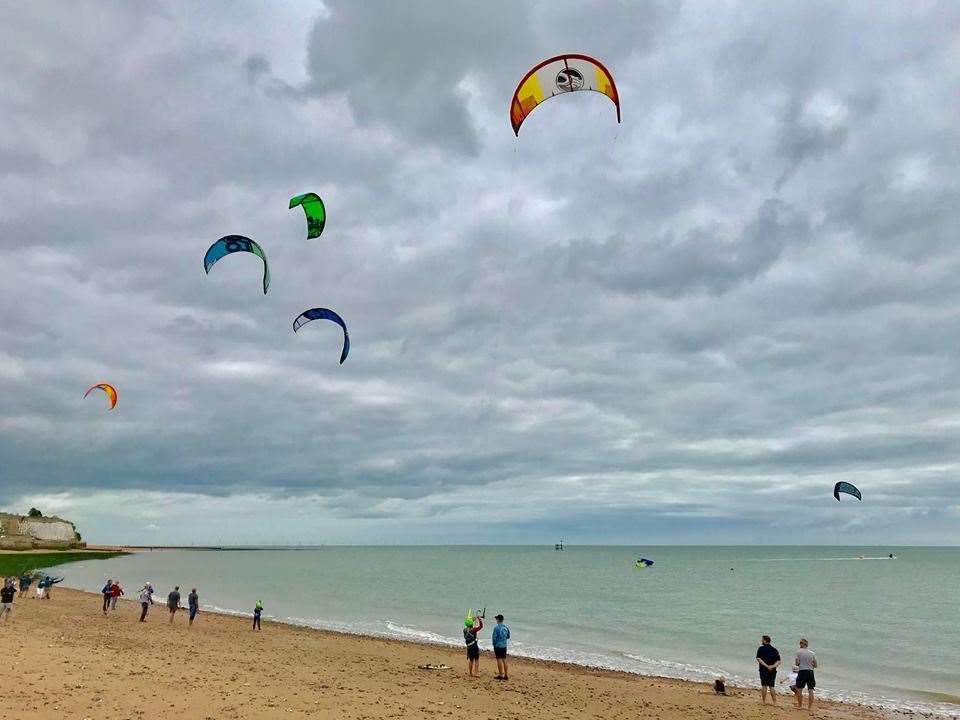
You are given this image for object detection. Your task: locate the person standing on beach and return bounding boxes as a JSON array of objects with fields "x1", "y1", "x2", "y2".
[
  {"x1": 1, "y1": 579, "x2": 15, "y2": 623},
  {"x1": 138, "y1": 582, "x2": 153, "y2": 622},
  {"x1": 101, "y1": 579, "x2": 113, "y2": 615},
  {"x1": 253, "y1": 600, "x2": 263, "y2": 630},
  {"x1": 756, "y1": 635, "x2": 781, "y2": 705},
  {"x1": 492, "y1": 614, "x2": 510, "y2": 680},
  {"x1": 188, "y1": 588, "x2": 199, "y2": 627},
  {"x1": 794, "y1": 638, "x2": 818, "y2": 710},
  {"x1": 109, "y1": 580, "x2": 123, "y2": 611},
  {"x1": 167, "y1": 586, "x2": 181, "y2": 624},
  {"x1": 463, "y1": 613, "x2": 484, "y2": 677},
  {"x1": 18, "y1": 574, "x2": 32, "y2": 598}
]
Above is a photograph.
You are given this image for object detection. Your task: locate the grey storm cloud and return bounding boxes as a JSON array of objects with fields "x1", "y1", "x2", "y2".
[{"x1": 0, "y1": 1, "x2": 958, "y2": 544}]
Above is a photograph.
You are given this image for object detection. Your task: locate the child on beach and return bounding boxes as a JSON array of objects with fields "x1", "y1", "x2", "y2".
[
  {"x1": 780, "y1": 666, "x2": 800, "y2": 707},
  {"x1": 253, "y1": 600, "x2": 263, "y2": 630}
]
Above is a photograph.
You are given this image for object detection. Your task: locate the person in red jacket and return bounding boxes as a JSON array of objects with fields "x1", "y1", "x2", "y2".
[{"x1": 109, "y1": 581, "x2": 123, "y2": 611}]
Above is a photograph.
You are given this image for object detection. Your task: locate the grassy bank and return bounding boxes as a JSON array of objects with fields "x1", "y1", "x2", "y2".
[{"x1": 0, "y1": 551, "x2": 126, "y2": 577}]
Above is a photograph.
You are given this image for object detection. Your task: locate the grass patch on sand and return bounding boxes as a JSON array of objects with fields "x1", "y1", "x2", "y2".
[{"x1": 0, "y1": 551, "x2": 126, "y2": 578}]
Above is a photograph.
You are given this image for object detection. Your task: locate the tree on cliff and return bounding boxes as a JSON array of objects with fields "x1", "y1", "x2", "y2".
[{"x1": 27, "y1": 508, "x2": 42, "y2": 517}]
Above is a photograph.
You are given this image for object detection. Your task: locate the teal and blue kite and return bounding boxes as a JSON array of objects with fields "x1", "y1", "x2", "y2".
[{"x1": 203, "y1": 235, "x2": 270, "y2": 294}]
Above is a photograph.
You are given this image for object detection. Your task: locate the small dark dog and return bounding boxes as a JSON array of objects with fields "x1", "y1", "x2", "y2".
[{"x1": 713, "y1": 677, "x2": 726, "y2": 695}]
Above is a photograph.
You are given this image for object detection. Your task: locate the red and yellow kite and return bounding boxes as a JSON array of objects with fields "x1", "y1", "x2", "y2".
[
  {"x1": 510, "y1": 54, "x2": 620, "y2": 135},
  {"x1": 84, "y1": 383, "x2": 118, "y2": 410}
]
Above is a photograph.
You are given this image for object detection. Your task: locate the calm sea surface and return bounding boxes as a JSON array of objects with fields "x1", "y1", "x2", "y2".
[{"x1": 55, "y1": 546, "x2": 959, "y2": 716}]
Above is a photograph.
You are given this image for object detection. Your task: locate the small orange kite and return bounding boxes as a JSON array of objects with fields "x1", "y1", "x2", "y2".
[{"x1": 83, "y1": 383, "x2": 118, "y2": 410}]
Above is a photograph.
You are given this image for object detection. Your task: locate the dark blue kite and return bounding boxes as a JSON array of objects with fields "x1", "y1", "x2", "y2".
[{"x1": 293, "y1": 307, "x2": 350, "y2": 364}]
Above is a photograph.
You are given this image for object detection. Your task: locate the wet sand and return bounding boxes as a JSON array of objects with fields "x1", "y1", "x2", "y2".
[{"x1": 3, "y1": 588, "x2": 893, "y2": 720}]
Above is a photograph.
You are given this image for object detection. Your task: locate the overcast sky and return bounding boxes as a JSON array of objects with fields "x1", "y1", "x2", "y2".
[{"x1": 1, "y1": 1, "x2": 958, "y2": 545}]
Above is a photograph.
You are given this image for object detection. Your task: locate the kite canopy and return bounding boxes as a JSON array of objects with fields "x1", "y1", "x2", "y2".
[
  {"x1": 833, "y1": 481, "x2": 862, "y2": 502},
  {"x1": 293, "y1": 307, "x2": 350, "y2": 364},
  {"x1": 289, "y1": 192, "x2": 326, "y2": 239},
  {"x1": 635, "y1": 558, "x2": 654, "y2": 568},
  {"x1": 510, "y1": 54, "x2": 620, "y2": 135},
  {"x1": 83, "y1": 383, "x2": 118, "y2": 410},
  {"x1": 203, "y1": 235, "x2": 270, "y2": 294}
]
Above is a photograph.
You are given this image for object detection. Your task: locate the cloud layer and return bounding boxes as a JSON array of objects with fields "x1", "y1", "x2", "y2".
[{"x1": 1, "y1": 1, "x2": 958, "y2": 544}]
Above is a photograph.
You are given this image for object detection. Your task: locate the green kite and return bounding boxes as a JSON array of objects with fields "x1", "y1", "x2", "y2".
[{"x1": 289, "y1": 192, "x2": 326, "y2": 239}]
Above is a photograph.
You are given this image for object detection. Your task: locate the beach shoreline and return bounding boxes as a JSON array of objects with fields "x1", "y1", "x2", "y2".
[{"x1": 3, "y1": 587, "x2": 918, "y2": 720}]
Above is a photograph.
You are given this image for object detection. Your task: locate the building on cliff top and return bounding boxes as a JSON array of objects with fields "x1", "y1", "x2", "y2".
[{"x1": 0, "y1": 512, "x2": 85, "y2": 550}]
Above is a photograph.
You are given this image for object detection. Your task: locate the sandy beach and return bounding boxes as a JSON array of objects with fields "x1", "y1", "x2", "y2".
[{"x1": 1, "y1": 588, "x2": 894, "y2": 720}]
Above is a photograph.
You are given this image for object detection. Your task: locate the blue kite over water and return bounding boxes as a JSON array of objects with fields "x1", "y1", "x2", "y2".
[
  {"x1": 293, "y1": 307, "x2": 350, "y2": 364},
  {"x1": 635, "y1": 558, "x2": 654, "y2": 568},
  {"x1": 833, "y1": 481, "x2": 862, "y2": 502}
]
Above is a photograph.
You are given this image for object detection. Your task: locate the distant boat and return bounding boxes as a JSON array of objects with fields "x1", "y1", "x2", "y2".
[{"x1": 554, "y1": 539, "x2": 564, "y2": 551}]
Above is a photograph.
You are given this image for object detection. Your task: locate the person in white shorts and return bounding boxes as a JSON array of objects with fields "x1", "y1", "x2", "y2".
[{"x1": 1, "y1": 579, "x2": 16, "y2": 621}]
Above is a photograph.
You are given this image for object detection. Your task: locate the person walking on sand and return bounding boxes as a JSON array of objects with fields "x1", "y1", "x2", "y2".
[
  {"x1": 253, "y1": 600, "x2": 263, "y2": 630},
  {"x1": 138, "y1": 582, "x2": 154, "y2": 622},
  {"x1": 756, "y1": 634, "x2": 781, "y2": 705},
  {"x1": 18, "y1": 574, "x2": 32, "y2": 599},
  {"x1": 463, "y1": 612, "x2": 484, "y2": 677},
  {"x1": 794, "y1": 638, "x2": 818, "y2": 710},
  {"x1": 1, "y1": 579, "x2": 15, "y2": 623},
  {"x1": 101, "y1": 579, "x2": 113, "y2": 615},
  {"x1": 492, "y1": 614, "x2": 511, "y2": 680},
  {"x1": 188, "y1": 588, "x2": 199, "y2": 627},
  {"x1": 167, "y1": 586, "x2": 181, "y2": 624},
  {"x1": 109, "y1": 580, "x2": 123, "y2": 611}
]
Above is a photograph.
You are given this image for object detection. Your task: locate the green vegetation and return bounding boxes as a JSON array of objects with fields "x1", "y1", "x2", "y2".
[
  {"x1": 0, "y1": 551, "x2": 126, "y2": 578},
  {"x1": 27, "y1": 508, "x2": 42, "y2": 517}
]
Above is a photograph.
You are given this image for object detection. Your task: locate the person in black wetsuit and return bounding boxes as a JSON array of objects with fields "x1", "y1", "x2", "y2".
[
  {"x1": 463, "y1": 614, "x2": 484, "y2": 677},
  {"x1": 756, "y1": 635, "x2": 782, "y2": 705}
]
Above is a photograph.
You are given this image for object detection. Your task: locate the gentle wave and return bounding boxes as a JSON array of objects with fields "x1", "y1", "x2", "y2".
[{"x1": 745, "y1": 557, "x2": 898, "y2": 562}]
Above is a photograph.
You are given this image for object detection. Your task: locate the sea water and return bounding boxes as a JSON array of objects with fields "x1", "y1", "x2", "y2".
[{"x1": 56, "y1": 546, "x2": 960, "y2": 716}]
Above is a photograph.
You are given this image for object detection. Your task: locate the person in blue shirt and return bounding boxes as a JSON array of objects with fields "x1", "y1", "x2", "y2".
[{"x1": 491, "y1": 614, "x2": 511, "y2": 680}]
